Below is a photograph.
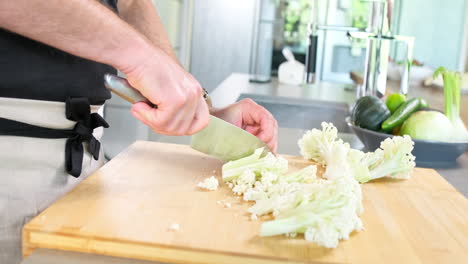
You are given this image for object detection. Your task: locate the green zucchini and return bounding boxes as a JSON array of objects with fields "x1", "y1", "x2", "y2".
[
  {"x1": 381, "y1": 97, "x2": 428, "y2": 131},
  {"x1": 351, "y1": 96, "x2": 391, "y2": 131}
]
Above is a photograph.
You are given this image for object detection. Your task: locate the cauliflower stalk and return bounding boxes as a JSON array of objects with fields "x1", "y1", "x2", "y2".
[
  {"x1": 260, "y1": 177, "x2": 363, "y2": 248},
  {"x1": 222, "y1": 148, "x2": 288, "y2": 182},
  {"x1": 348, "y1": 135, "x2": 416, "y2": 184},
  {"x1": 279, "y1": 165, "x2": 317, "y2": 183},
  {"x1": 363, "y1": 135, "x2": 415, "y2": 183}
]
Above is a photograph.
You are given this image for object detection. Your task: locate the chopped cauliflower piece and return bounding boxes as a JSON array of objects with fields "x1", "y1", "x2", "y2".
[
  {"x1": 346, "y1": 136, "x2": 415, "y2": 183},
  {"x1": 231, "y1": 169, "x2": 256, "y2": 195},
  {"x1": 197, "y1": 176, "x2": 219, "y2": 191},
  {"x1": 279, "y1": 165, "x2": 317, "y2": 183},
  {"x1": 260, "y1": 177, "x2": 363, "y2": 248},
  {"x1": 363, "y1": 135, "x2": 415, "y2": 182},
  {"x1": 298, "y1": 122, "x2": 346, "y2": 165},
  {"x1": 218, "y1": 122, "x2": 413, "y2": 248},
  {"x1": 168, "y1": 223, "x2": 180, "y2": 231},
  {"x1": 222, "y1": 148, "x2": 287, "y2": 182},
  {"x1": 216, "y1": 200, "x2": 232, "y2": 208}
]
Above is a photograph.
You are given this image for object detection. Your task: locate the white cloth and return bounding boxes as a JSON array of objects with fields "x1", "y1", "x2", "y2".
[{"x1": 0, "y1": 97, "x2": 106, "y2": 264}]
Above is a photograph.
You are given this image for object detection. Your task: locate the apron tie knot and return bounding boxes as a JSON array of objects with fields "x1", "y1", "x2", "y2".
[{"x1": 65, "y1": 97, "x2": 109, "y2": 177}]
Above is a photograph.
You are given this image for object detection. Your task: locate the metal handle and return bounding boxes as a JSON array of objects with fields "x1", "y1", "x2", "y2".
[{"x1": 103, "y1": 74, "x2": 156, "y2": 107}]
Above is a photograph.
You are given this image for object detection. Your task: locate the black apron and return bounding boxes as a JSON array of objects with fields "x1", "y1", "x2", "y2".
[{"x1": 0, "y1": 0, "x2": 119, "y2": 177}]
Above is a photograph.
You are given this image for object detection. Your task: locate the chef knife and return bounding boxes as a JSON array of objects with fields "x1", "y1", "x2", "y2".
[{"x1": 104, "y1": 74, "x2": 269, "y2": 161}]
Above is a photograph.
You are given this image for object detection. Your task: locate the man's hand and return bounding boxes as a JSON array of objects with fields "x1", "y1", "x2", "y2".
[
  {"x1": 211, "y1": 99, "x2": 278, "y2": 152},
  {"x1": 125, "y1": 48, "x2": 210, "y2": 136}
]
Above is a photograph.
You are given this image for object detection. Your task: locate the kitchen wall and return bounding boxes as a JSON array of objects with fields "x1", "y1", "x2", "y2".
[
  {"x1": 464, "y1": 2, "x2": 468, "y2": 72},
  {"x1": 152, "y1": 0, "x2": 182, "y2": 56},
  {"x1": 395, "y1": 0, "x2": 467, "y2": 70},
  {"x1": 189, "y1": 0, "x2": 257, "y2": 92}
]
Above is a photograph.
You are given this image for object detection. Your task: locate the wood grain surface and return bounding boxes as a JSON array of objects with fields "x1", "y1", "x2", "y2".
[{"x1": 23, "y1": 142, "x2": 468, "y2": 264}]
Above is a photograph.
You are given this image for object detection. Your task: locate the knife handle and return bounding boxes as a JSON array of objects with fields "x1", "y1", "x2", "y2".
[{"x1": 104, "y1": 74, "x2": 156, "y2": 108}]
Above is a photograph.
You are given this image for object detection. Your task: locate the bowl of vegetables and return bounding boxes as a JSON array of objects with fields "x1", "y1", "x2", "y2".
[{"x1": 347, "y1": 67, "x2": 468, "y2": 168}]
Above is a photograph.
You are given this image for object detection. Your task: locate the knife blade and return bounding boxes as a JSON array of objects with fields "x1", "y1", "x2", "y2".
[{"x1": 104, "y1": 74, "x2": 269, "y2": 161}]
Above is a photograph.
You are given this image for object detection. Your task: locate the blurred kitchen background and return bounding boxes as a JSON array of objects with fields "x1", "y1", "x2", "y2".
[{"x1": 103, "y1": 0, "x2": 468, "y2": 158}]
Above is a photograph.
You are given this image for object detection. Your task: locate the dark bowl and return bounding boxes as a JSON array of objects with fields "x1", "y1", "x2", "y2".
[{"x1": 346, "y1": 117, "x2": 468, "y2": 168}]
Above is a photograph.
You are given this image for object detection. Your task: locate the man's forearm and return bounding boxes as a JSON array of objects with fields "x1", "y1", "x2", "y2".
[
  {"x1": 0, "y1": 0, "x2": 157, "y2": 73},
  {"x1": 118, "y1": 0, "x2": 178, "y2": 62}
]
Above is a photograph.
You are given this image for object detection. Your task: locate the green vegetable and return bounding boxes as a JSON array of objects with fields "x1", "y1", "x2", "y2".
[
  {"x1": 381, "y1": 97, "x2": 427, "y2": 131},
  {"x1": 433, "y1": 67, "x2": 468, "y2": 141},
  {"x1": 400, "y1": 111, "x2": 453, "y2": 141},
  {"x1": 385, "y1": 93, "x2": 407, "y2": 113},
  {"x1": 392, "y1": 126, "x2": 401, "y2": 135},
  {"x1": 351, "y1": 96, "x2": 391, "y2": 131}
]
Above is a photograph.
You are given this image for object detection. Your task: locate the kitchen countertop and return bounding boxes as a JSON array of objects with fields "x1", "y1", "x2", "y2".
[
  {"x1": 209, "y1": 73, "x2": 357, "y2": 109},
  {"x1": 159, "y1": 73, "x2": 468, "y2": 197}
]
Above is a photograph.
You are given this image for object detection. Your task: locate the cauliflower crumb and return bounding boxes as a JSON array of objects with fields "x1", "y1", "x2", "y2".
[
  {"x1": 251, "y1": 214, "x2": 258, "y2": 221},
  {"x1": 197, "y1": 176, "x2": 219, "y2": 191},
  {"x1": 168, "y1": 223, "x2": 180, "y2": 231},
  {"x1": 286, "y1": 232, "x2": 297, "y2": 238},
  {"x1": 216, "y1": 200, "x2": 232, "y2": 208}
]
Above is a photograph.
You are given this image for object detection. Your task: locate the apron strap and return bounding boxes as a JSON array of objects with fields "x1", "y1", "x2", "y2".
[
  {"x1": 64, "y1": 97, "x2": 109, "y2": 177},
  {"x1": 0, "y1": 97, "x2": 109, "y2": 177}
]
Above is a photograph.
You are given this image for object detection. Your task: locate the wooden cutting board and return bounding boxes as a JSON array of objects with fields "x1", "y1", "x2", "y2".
[{"x1": 23, "y1": 142, "x2": 468, "y2": 264}]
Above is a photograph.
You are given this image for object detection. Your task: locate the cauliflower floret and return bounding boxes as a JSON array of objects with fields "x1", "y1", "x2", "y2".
[
  {"x1": 168, "y1": 223, "x2": 180, "y2": 231},
  {"x1": 356, "y1": 135, "x2": 415, "y2": 183},
  {"x1": 197, "y1": 176, "x2": 219, "y2": 191},
  {"x1": 298, "y1": 122, "x2": 346, "y2": 165},
  {"x1": 231, "y1": 169, "x2": 256, "y2": 195}
]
